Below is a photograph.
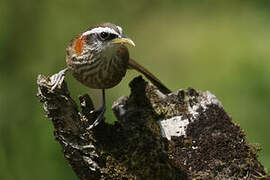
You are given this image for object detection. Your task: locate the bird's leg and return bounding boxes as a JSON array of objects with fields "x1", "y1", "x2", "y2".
[
  {"x1": 50, "y1": 68, "x2": 68, "y2": 90},
  {"x1": 87, "y1": 89, "x2": 106, "y2": 129}
]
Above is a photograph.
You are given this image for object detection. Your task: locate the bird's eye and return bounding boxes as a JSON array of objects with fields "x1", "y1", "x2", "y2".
[
  {"x1": 99, "y1": 32, "x2": 110, "y2": 40},
  {"x1": 99, "y1": 32, "x2": 118, "y2": 41}
]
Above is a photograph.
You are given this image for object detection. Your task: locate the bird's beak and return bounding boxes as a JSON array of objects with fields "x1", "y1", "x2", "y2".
[{"x1": 112, "y1": 35, "x2": 135, "y2": 47}]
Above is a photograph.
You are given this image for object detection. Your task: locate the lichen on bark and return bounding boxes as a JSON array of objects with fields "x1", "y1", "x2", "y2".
[{"x1": 37, "y1": 72, "x2": 269, "y2": 180}]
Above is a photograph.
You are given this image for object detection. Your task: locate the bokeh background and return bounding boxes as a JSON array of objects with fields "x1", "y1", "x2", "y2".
[{"x1": 1, "y1": 0, "x2": 270, "y2": 179}]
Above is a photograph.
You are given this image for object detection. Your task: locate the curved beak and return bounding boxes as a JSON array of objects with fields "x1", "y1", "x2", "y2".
[{"x1": 112, "y1": 35, "x2": 135, "y2": 47}]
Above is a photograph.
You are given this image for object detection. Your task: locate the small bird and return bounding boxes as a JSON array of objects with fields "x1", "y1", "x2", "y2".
[{"x1": 52, "y1": 22, "x2": 171, "y2": 129}]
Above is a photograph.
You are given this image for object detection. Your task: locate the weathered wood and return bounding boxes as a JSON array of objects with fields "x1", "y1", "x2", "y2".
[{"x1": 37, "y1": 72, "x2": 269, "y2": 180}]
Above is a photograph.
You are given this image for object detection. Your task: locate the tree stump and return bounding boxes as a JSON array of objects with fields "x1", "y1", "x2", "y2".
[{"x1": 37, "y1": 72, "x2": 269, "y2": 180}]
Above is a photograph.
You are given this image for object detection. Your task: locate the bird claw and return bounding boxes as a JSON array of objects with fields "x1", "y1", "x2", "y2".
[
  {"x1": 90, "y1": 108, "x2": 102, "y2": 116},
  {"x1": 50, "y1": 68, "x2": 68, "y2": 91},
  {"x1": 87, "y1": 110, "x2": 105, "y2": 130},
  {"x1": 87, "y1": 105, "x2": 106, "y2": 130}
]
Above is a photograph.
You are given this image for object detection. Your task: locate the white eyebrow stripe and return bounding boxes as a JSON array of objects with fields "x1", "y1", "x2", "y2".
[
  {"x1": 81, "y1": 27, "x2": 119, "y2": 38},
  {"x1": 117, "y1": 26, "x2": 123, "y2": 34}
]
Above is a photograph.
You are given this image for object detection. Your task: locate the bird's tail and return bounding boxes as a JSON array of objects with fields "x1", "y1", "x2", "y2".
[{"x1": 128, "y1": 58, "x2": 171, "y2": 94}]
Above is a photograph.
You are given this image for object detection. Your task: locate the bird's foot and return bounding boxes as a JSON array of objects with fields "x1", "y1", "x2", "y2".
[
  {"x1": 87, "y1": 106, "x2": 106, "y2": 130},
  {"x1": 50, "y1": 68, "x2": 68, "y2": 90}
]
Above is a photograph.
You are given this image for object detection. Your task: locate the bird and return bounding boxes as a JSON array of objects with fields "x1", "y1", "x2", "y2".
[{"x1": 51, "y1": 22, "x2": 171, "y2": 129}]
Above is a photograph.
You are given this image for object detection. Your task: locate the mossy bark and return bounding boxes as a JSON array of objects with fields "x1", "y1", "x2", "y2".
[{"x1": 37, "y1": 73, "x2": 269, "y2": 180}]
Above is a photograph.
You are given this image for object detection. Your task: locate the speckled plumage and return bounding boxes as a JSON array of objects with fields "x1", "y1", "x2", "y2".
[
  {"x1": 66, "y1": 22, "x2": 171, "y2": 94},
  {"x1": 66, "y1": 23, "x2": 129, "y2": 89}
]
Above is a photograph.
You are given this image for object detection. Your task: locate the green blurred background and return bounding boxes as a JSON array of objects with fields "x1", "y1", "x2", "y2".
[{"x1": 1, "y1": 0, "x2": 270, "y2": 179}]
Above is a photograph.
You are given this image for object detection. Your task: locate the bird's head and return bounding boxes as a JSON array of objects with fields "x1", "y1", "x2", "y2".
[{"x1": 67, "y1": 22, "x2": 135, "y2": 61}]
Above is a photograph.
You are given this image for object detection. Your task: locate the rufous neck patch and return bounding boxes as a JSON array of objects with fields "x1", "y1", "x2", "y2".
[{"x1": 75, "y1": 36, "x2": 86, "y2": 56}]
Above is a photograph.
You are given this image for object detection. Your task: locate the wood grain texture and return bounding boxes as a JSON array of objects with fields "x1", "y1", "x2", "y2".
[{"x1": 37, "y1": 73, "x2": 269, "y2": 180}]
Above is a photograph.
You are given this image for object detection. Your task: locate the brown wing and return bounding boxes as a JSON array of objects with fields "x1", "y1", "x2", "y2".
[{"x1": 128, "y1": 58, "x2": 171, "y2": 94}]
